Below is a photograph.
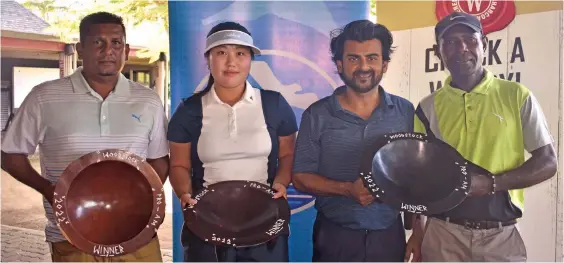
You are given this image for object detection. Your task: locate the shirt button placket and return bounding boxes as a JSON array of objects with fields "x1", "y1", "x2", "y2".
[
  {"x1": 228, "y1": 108, "x2": 237, "y2": 138},
  {"x1": 101, "y1": 101, "x2": 109, "y2": 136},
  {"x1": 465, "y1": 95, "x2": 475, "y2": 133}
]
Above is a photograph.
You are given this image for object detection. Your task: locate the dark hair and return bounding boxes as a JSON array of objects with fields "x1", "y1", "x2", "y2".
[
  {"x1": 199, "y1": 22, "x2": 254, "y2": 95},
  {"x1": 329, "y1": 20, "x2": 395, "y2": 65},
  {"x1": 79, "y1": 12, "x2": 126, "y2": 43}
]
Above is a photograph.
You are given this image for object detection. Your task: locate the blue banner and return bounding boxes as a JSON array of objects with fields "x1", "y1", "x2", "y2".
[{"x1": 168, "y1": 1, "x2": 370, "y2": 261}]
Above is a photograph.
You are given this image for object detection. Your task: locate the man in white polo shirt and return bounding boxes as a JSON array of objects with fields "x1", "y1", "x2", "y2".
[{"x1": 0, "y1": 12, "x2": 169, "y2": 262}]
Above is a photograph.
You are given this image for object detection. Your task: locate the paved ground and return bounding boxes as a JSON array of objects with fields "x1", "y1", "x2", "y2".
[
  {"x1": 1, "y1": 225, "x2": 51, "y2": 262},
  {"x1": 1, "y1": 155, "x2": 173, "y2": 262},
  {"x1": 1, "y1": 225, "x2": 173, "y2": 262}
]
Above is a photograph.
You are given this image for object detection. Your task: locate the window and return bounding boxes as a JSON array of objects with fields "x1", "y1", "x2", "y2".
[{"x1": 135, "y1": 71, "x2": 151, "y2": 87}]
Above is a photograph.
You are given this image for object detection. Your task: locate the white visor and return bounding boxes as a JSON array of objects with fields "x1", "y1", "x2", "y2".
[{"x1": 204, "y1": 29, "x2": 261, "y2": 55}]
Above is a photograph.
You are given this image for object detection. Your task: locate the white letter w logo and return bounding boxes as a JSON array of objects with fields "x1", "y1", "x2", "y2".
[{"x1": 466, "y1": 0, "x2": 484, "y2": 12}]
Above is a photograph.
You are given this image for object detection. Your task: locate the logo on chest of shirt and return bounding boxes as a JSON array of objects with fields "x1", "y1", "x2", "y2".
[
  {"x1": 131, "y1": 114, "x2": 142, "y2": 122},
  {"x1": 492, "y1": 112, "x2": 504, "y2": 122}
]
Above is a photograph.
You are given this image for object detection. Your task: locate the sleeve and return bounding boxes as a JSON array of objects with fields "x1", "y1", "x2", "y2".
[
  {"x1": 1, "y1": 87, "x2": 44, "y2": 154},
  {"x1": 147, "y1": 101, "x2": 169, "y2": 159},
  {"x1": 167, "y1": 99, "x2": 199, "y2": 143},
  {"x1": 520, "y1": 93, "x2": 554, "y2": 152},
  {"x1": 277, "y1": 94, "x2": 298, "y2": 136},
  {"x1": 291, "y1": 109, "x2": 320, "y2": 174}
]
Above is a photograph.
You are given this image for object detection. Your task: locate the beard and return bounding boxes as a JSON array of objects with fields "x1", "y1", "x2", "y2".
[
  {"x1": 97, "y1": 61, "x2": 120, "y2": 77},
  {"x1": 99, "y1": 71, "x2": 117, "y2": 76},
  {"x1": 340, "y1": 69, "x2": 383, "y2": 94}
]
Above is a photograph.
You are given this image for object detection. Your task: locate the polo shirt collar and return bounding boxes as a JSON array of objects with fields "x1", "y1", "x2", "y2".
[
  {"x1": 331, "y1": 85, "x2": 394, "y2": 112},
  {"x1": 70, "y1": 67, "x2": 130, "y2": 97},
  {"x1": 443, "y1": 69, "x2": 494, "y2": 96},
  {"x1": 382, "y1": 87, "x2": 394, "y2": 107},
  {"x1": 204, "y1": 81, "x2": 256, "y2": 107}
]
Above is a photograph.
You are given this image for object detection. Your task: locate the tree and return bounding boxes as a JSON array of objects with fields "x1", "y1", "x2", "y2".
[
  {"x1": 107, "y1": 0, "x2": 169, "y2": 62},
  {"x1": 22, "y1": 0, "x2": 81, "y2": 42},
  {"x1": 371, "y1": 0, "x2": 376, "y2": 19},
  {"x1": 21, "y1": 0, "x2": 58, "y2": 21},
  {"x1": 22, "y1": 0, "x2": 169, "y2": 61},
  {"x1": 108, "y1": 0, "x2": 168, "y2": 31}
]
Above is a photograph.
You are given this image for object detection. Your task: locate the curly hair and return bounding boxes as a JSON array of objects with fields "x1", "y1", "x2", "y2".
[{"x1": 329, "y1": 20, "x2": 395, "y2": 64}]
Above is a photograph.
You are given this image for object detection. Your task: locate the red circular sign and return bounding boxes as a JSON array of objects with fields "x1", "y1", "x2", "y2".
[{"x1": 436, "y1": 0, "x2": 516, "y2": 35}]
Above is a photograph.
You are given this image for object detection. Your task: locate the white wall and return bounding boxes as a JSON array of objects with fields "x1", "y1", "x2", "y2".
[
  {"x1": 557, "y1": 8, "x2": 564, "y2": 261},
  {"x1": 13, "y1": 67, "x2": 60, "y2": 108},
  {"x1": 381, "y1": 10, "x2": 563, "y2": 261}
]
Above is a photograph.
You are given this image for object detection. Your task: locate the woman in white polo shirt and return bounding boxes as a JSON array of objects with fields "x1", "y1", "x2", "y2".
[{"x1": 167, "y1": 21, "x2": 298, "y2": 262}]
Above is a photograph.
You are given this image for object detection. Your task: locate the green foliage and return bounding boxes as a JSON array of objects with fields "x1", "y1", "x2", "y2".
[
  {"x1": 370, "y1": 0, "x2": 376, "y2": 20},
  {"x1": 22, "y1": 0, "x2": 80, "y2": 42},
  {"x1": 108, "y1": 0, "x2": 168, "y2": 31},
  {"x1": 22, "y1": 0, "x2": 169, "y2": 61},
  {"x1": 107, "y1": 0, "x2": 169, "y2": 62}
]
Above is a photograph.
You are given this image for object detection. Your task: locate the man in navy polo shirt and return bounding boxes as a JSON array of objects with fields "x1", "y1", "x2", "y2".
[{"x1": 292, "y1": 20, "x2": 422, "y2": 262}]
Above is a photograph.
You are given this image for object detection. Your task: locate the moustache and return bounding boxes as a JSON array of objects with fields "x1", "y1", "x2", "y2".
[
  {"x1": 99, "y1": 58, "x2": 117, "y2": 62},
  {"x1": 353, "y1": 70, "x2": 375, "y2": 77}
]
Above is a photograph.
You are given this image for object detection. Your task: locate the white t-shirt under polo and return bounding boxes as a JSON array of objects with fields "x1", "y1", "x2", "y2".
[
  {"x1": 1, "y1": 67, "x2": 169, "y2": 243},
  {"x1": 197, "y1": 83, "x2": 272, "y2": 186}
]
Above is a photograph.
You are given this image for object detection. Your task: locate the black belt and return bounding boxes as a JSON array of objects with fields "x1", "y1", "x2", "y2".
[{"x1": 433, "y1": 215, "x2": 517, "y2": 230}]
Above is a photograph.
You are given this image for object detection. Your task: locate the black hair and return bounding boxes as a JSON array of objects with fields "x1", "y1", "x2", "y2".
[
  {"x1": 329, "y1": 20, "x2": 395, "y2": 65},
  {"x1": 199, "y1": 21, "x2": 254, "y2": 96},
  {"x1": 79, "y1": 12, "x2": 126, "y2": 43}
]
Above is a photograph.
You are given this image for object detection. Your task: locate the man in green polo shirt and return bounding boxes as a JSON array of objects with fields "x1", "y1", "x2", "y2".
[{"x1": 413, "y1": 12, "x2": 557, "y2": 261}]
